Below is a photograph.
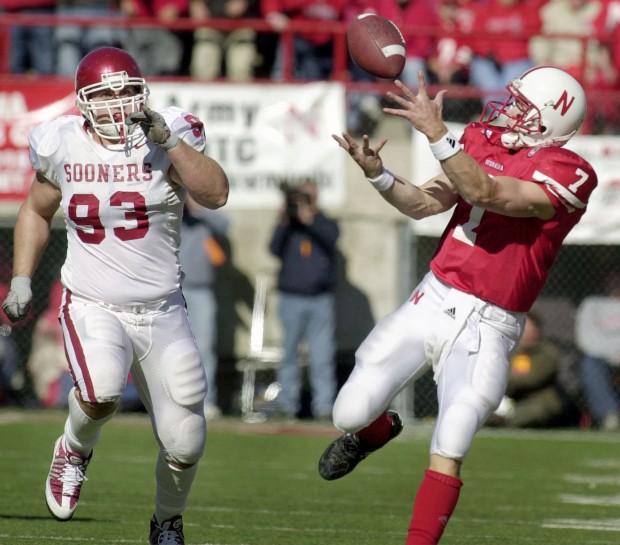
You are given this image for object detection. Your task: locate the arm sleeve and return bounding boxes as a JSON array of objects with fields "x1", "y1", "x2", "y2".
[
  {"x1": 306, "y1": 215, "x2": 339, "y2": 250},
  {"x1": 268, "y1": 224, "x2": 288, "y2": 257}
]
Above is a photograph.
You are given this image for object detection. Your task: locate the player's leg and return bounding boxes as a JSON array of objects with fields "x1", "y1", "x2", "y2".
[
  {"x1": 406, "y1": 310, "x2": 523, "y2": 545},
  {"x1": 190, "y1": 28, "x2": 224, "y2": 80},
  {"x1": 47, "y1": 294, "x2": 134, "y2": 521},
  {"x1": 225, "y1": 29, "x2": 257, "y2": 81},
  {"x1": 318, "y1": 274, "x2": 440, "y2": 480},
  {"x1": 131, "y1": 293, "x2": 207, "y2": 545}
]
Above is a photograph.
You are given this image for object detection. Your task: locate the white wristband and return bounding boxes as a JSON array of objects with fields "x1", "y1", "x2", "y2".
[
  {"x1": 366, "y1": 168, "x2": 395, "y2": 192},
  {"x1": 429, "y1": 131, "x2": 461, "y2": 161}
]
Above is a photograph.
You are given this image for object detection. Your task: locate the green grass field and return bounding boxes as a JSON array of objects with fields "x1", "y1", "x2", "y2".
[{"x1": 0, "y1": 409, "x2": 619, "y2": 545}]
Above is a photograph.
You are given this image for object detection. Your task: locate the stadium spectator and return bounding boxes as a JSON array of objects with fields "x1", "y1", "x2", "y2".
[
  {"x1": 488, "y1": 312, "x2": 567, "y2": 428},
  {"x1": 468, "y1": 0, "x2": 541, "y2": 104},
  {"x1": 121, "y1": 0, "x2": 191, "y2": 76},
  {"x1": 427, "y1": 0, "x2": 478, "y2": 123},
  {"x1": 575, "y1": 270, "x2": 620, "y2": 431},
  {"x1": 600, "y1": 0, "x2": 620, "y2": 95},
  {"x1": 530, "y1": 0, "x2": 612, "y2": 85},
  {"x1": 2, "y1": 46, "x2": 228, "y2": 545},
  {"x1": 318, "y1": 65, "x2": 596, "y2": 544},
  {"x1": 261, "y1": 0, "x2": 349, "y2": 80},
  {"x1": 373, "y1": 0, "x2": 440, "y2": 86},
  {"x1": 180, "y1": 196, "x2": 230, "y2": 420},
  {"x1": 0, "y1": 0, "x2": 55, "y2": 75},
  {"x1": 268, "y1": 179, "x2": 339, "y2": 420},
  {"x1": 55, "y1": 0, "x2": 125, "y2": 77},
  {"x1": 189, "y1": 0, "x2": 260, "y2": 80}
]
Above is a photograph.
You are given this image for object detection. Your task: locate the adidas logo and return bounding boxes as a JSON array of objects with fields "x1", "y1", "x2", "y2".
[
  {"x1": 443, "y1": 307, "x2": 456, "y2": 319},
  {"x1": 447, "y1": 137, "x2": 457, "y2": 149}
]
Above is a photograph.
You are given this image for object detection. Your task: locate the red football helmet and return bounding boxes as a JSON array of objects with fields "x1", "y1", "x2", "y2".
[{"x1": 75, "y1": 47, "x2": 149, "y2": 144}]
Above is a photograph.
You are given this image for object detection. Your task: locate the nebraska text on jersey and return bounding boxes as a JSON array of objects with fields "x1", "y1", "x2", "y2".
[
  {"x1": 430, "y1": 123, "x2": 598, "y2": 313},
  {"x1": 28, "y1": 107, "x2": 206, "y2": 306}
]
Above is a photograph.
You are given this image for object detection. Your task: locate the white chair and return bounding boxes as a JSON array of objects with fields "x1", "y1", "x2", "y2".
[{"x1": 235, "y1": 271, "x2": 283, "y2": 422}]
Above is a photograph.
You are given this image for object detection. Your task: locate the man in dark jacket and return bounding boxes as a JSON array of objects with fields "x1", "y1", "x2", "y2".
[{"x1": 269, "y1": 179, "x2": 339, "y2": 419}]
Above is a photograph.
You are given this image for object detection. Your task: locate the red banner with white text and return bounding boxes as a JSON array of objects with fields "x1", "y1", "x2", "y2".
[{"x1": 0, "y1": 80, "x2": 77, "y2": 202}]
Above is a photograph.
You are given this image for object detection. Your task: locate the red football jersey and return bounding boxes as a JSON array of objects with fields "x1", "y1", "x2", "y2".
[{"x1": 430, "y1": 123, "x2": 598, "y2": 312}]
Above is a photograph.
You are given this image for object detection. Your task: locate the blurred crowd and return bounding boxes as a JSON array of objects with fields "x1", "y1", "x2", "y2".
[{"x1": 2, "y1": 1, "x2": 620, "y2": 131}]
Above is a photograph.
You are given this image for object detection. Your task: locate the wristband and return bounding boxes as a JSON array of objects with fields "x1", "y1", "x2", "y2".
[
  {"x1": 159, "y1": 132, "x2": 180, "y2": 152},
  {"x1": 429, "y1": 131, "x2": 461, "y2": 161},
  {"x1": 10, "y1": 276, "x2": 31, "y2": 291},
  {"x1": 366, "y1": 168, "x2": 395, "y2": 192}
]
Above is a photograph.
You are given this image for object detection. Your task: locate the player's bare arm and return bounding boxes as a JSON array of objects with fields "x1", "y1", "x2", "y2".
[
  {"x1": 12, "y1": 173, "x2": 61, "y2": 278},
  {"x1": 168, "y1": 143, "x2": 229, "y2": 209},
  {"x1": 332, "y1": 131, "x2": 458, "y2": 219},
  {"x1": 125, "y1": 107, "x2": 229, "y2": 209},
  {"x1": 384, "y1": 74, "x2": 555, "y2": 220}
]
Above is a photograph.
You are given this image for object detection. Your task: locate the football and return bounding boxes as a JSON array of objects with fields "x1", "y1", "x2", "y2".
[{"x1": 347, "y1": 14, "x2": 406, "y2": 79}]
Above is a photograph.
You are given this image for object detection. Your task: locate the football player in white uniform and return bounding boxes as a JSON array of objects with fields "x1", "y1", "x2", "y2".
[
  {"x1": 318, "y1": 67, "x2": 597, "y2": 544},
  {"x1": 2, "y1": 47, "x2": 228, "y2": 545}
]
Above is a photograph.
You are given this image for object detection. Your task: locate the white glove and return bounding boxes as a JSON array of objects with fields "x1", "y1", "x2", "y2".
[
  {"x1": 2, "y1": 276, "x2": 32, "y2": 322},
  {"x1": 126, "y1": 107, "x2": 180, "y2": 151}
]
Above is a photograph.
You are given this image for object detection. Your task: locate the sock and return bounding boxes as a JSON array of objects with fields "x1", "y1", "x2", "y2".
[
  {"x1": 406, "y1": 469, "x2": 463, "y2": 545},
  {"x1": 154, "y1": 452, "x2": 199, "y2": 522},
  {"x1": 357, "y1": 411, "x2": 393, "y2": 448},
  {"x1": 63, "y1": 388, "x2": 114, "y2": 457}
]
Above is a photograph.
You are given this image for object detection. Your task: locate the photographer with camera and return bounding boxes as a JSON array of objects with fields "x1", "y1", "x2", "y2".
[{"x1": 268, "y1": 179, "x2": 340, "y2": 420}]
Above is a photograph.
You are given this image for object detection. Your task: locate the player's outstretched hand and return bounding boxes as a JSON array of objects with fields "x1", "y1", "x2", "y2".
[
  {"x1": 126, "y1": 107, "x2": 180, "y2": 151},
  {"x1": 332, "y1": 132, "x2": 387, "y2": 179},
  {"x1": 384, "y1": 72, "x2": 448, "y2": 142},
  {"x1": 2, "y1": 276, "x2": 32, "y2": 323}
]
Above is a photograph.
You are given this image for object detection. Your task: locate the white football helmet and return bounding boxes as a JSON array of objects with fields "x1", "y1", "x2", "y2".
[
  {"x1": 75, "y1": 47, "x2": 149, "y2": 145},
  {"x1": 480, "y1": 66, "x2": 587, "y2": 149}
]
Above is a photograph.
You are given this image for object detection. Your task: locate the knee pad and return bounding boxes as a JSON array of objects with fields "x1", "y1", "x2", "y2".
[
  {"x1": 332, "y1": 383, "x2": 375, "y2": 433},
  {"x1": 160, "y1": 410, "x2": 206, "y2": 465},
  {"x1": 161, "y1": 339, "x2": 207, "y2": 408},
  {"x1": 432, "y1": 399, "x2": 481, "y2": 460}
]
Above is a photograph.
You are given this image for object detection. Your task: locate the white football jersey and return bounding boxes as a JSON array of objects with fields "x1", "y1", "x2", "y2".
[{"x1": 29, "y1": 107, "x2": 206, "y2": 305}]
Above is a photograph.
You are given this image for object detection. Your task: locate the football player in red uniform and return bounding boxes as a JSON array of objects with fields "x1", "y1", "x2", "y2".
[
  {"x1": 319, "y1": 66, "x2": 597, "y2": 544},
  {"x1": 2, "y1": 47, "x2": 228, "y2": 545}
]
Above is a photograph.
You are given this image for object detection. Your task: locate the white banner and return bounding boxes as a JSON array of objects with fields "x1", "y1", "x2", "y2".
[
  {"x1": 149, "y1": 82, "x2": 346, "y2": 209},
  {"x1": 410, "y1": 124, "x2": 620, "y2": 244}
]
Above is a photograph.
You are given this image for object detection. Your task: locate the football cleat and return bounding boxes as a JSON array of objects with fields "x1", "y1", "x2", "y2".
[
  {"x1": 150, "y1": 514, "x2": 185, "y2": 545},
  {"x1": 318, "y1": 410, "x2": 403, "y2": 480},
  {"x1": 45, "y1": 435, "x2": 92, "y2": 521}
]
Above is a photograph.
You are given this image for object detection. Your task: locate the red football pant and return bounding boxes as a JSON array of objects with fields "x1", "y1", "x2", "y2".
[{"x1": 405, "y1": 469, "x2": 463, "y2": 545}]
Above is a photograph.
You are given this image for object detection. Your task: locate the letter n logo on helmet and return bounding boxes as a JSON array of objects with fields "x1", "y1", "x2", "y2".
[{"x1": 554, "y1": 90, "x2": 575, "y2": 116}]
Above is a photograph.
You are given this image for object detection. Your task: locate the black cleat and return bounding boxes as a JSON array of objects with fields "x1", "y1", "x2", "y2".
[
  {"x1": 150, "y1": 514, "x2": 185, "y2": 545},
  {"x1": 318, "y1": 410, "x2": 403, "y2": 480}
]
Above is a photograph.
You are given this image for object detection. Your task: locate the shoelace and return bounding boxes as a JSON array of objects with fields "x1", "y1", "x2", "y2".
[
  {"x1": 59, "y1": 460, "x2": 88, "y2": 496},
  {"x1": 156, "y1": 530, "x2": 183, "y2": 545}
]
